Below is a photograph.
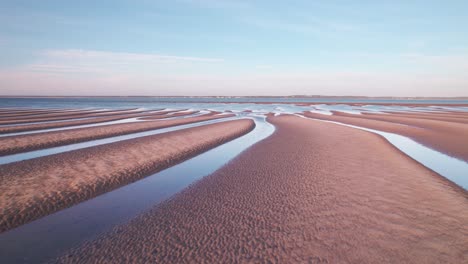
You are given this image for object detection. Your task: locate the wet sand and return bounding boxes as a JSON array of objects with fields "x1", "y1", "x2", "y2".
[
  {"x1": 58, "y1": 115, "x2": 468, "y2": 263},
  {"x1": 0, "y1": 111, "x2": 173, "y2": 134},
  {"x1": 303, "y1": 112, "x2": 468, "y2": 161},
  {"x1": 140, "y1": 111, "x2": 199, "y2": 120},
  {"x1": 0, "y1": 109, "x2": 145, "y2": 125},
  {"x1": 0, "y1": 109, "x2": 79, "y2": 119},
  {"x1": 0, "y1": 108, "x2": 113, "y2": 121},
  {"x1": 334, "y1": 112, "x2": 468, "y2": 134},
  {"x1": 0, "y1": 119, "x2": 254, "y2": 233},
  {"x1": 0, "y1": 113, "x2": 235, "y2": 156},
  {"x1": 375, "y1": 112, "x2": 468, "y2": 124}
]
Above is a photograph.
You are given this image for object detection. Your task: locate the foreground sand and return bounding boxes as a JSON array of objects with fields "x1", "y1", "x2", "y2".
[
  {"x1": 304, "y1": 112, "x2": 468, "y2": 161},
  {"x1": 0, "y1": 113, "x2": 234, "y2": 156},
  {"x1": 0, "y1": 119, "x2": 254, "y2": 232},
  {"x1": 59, "y1": 115, "x2": 468, "y2": 263}
]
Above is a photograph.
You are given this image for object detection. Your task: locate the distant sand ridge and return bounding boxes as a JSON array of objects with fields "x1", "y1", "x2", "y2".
[
  {"x1": 303, "y1": 111, "x2": 468, "y2": 161},
  {"x1": 0, "y1": 108, "x2": 150, "y2": 125},
  {"x1": 0, "y1": 109, "x2": 182, "y2": 134},
  {"x1": 0, "y1": 112, "x2": 233, "y2": 155}
]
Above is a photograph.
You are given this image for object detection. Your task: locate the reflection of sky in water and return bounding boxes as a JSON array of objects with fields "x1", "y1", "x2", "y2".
[
  {"x1": 0, "y1": 117, "x2": 147, "y2": 138},
  {"x1": 302, "y1": 116, "x2": 468, "y2": 190},
  {"x1": 0, "y1": 115, "x2": 239, "y2": 165},
  {"x1": 0, "y1": 116, "x2": 274, "y2": 263}
]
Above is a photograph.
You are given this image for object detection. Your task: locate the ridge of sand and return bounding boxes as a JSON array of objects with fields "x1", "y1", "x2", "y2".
[
  {"x1": 0, "y1": 109, "x2": 84, "y2": 119},
  {"x1": 0, "y1": 113, "x2": 234, "y2": 156},
  {"x1": 377, "y1": 111, "x2": 468, "y2": 124},
  {"x1": 0, "y1": 119, "x2": 255, "y2": 233},
  {"x1": 303, "y1": 112, "x2": 468, "y2": 161},
  {"x1": 0, "y1": 108, "x2": 147, "y2": 125},
  {"x1": 333, "y1": 111, "x2": 468, "y2": 134},
  {"x1": 58, "y1": 115, "x2": 468, "y2": 263},
  {"x1": 140, "y1": 111, "x2": 199, "y2": 120},
  {"x1": 0, "y1": 112, "x2": 168, "y2": 134},
  {"x1": 0, "y1": 110, "x2": 184, "y2": 134}
]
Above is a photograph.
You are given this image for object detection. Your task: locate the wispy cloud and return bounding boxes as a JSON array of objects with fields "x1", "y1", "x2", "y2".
[
  {"x1": 44, "y1": 49, "x2": 224, "y2": 63},
  {"x1": 22, "y1": 49, "x2": 224, "y2": 75}
]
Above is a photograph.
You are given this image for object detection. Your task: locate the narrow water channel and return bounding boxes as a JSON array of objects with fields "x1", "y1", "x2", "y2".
[
  {"x1": 301, "y1": 115, "x2": 468, "y2": 190},
  {"x1": 0, "y1": 116, "x2": 239, "y2": 165},
  {"x1": 0, "y1": 115, "x2": 275, "y2": 263}
]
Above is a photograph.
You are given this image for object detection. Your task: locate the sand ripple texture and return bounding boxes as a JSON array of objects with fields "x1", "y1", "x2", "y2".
[
  {"x1": 0, "y1": 113, "x2": 233, "y2": 155},
  {"x1": 304, "y1": 111, "x2": 468, "y2": 161},
  {"x1": 0, "y1": 119, "x2": 255, "y2": 232},
  {"x1": 58, "y1": 115, "x2": 468, "y2": 264}
]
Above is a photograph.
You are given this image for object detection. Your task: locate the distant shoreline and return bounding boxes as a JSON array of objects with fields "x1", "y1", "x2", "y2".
[{"x1": 1, "y1": 95, "x2": 468, "y2": 100}]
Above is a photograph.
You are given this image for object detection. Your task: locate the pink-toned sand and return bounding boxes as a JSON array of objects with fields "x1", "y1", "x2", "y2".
[
  {"x1": 304, "y1": 112, "x2": 468, "y2": 161},
  {"x1": 0, "y1": 110, "x2": 182, "y2": 134},
  {"x1": 0, "y1": 119, "x2": 254, "y2": 232},
  {"x1": 0, "y1": 108, "x2": 147, "y2": 125},
  {"x1": 334, "y1": 111, "x2": 468, "y2": 134},
  {"x1": 375, "y1": 111, "x2": 468, "y2": 124},
  {"x1": 0, "y1": 113, "x2": 235, "y2": 156},
  {"x1": 57, "y1": 115, "x2": 468, "y2": 263},
  {"x1": 0, "y1": 109, "x2": 79, "y2": 119},
  {"x1": 140, "y1": 111, "x2": 199, "y2": 120}
]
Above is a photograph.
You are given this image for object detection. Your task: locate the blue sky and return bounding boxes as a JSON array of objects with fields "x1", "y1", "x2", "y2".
[{"x1": 1, "y1": 0, "x2": 467, "y2": 96}]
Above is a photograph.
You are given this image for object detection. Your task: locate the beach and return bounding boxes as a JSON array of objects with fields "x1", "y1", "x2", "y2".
[
  {"x1": 57, "y1": 115, "x2": 468, "y2": 263},
  {"x1": 0, "y1": 119, "x2": 254, "y2": 232},
  {"x1": 0, "y1": 100, "x2": 466, "y2": 263},
  {"x1": 0, "y1": 112, "x2": 233, "y2": 155}
]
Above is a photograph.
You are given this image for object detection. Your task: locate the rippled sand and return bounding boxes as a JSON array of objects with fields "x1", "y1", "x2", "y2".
[
  {"x1": 0, "y1": 119, "x2": 254, "y2": 232},
  {"x1": 58, "y1": 115, "x2": 468, "y2": 263}
]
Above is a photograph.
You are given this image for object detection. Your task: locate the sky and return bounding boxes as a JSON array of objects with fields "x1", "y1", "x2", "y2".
[{"x1": 0, "y1": 0, "x2": 467, "y2": 97}]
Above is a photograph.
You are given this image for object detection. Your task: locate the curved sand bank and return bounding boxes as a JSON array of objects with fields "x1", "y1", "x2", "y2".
[
  {"x1": 376, "y1": 111, "x2": 468, "y2": 124},
  {"x1": 141, "y1": 111, "x2": 199, "y2": 120},
  {"x1": 0, "y1": 119, "x2": 254, "y2": 233},
  {"x1": 0, "y1": 108, "x2": 145, "y2": 126},
  {"x1": 334, "y1": 112, "x2": 468, "y2": 134},
  {"x1": 0, "y1": 108, "x2": 113, "y2": 121},
  {"x1": 0, "y1": 109, "x2": 183, "y2": 134},
  {"x1": 0, "y1": 109, "x2": 79, "y2": 119},
  {"x1": 304, "y1": 112, "x2": 468, "y2": 161},
  {"x1": 57, "y1": 115, "x2": 468, "y2": 263},
  {"x1": 0, "y1": 113, "x2": 235, "y2": 156}
]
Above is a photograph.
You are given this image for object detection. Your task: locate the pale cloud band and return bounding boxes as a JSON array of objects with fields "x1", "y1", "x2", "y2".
[{"x1": 0, "y1": 48, "x2": 467, "y2": 97}]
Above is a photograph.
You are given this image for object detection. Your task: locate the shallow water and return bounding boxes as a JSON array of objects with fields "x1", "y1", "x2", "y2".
[
  {"x1": 0, "y1": 99, "x2": 467, "y2": 263},
  {"x1": 0, "y1": 116, "x2": 239, "y2": 165},
  {"x1": 0, "y1": 115, "x2": 274, "y2": 263},
  {"x1": 0, "y1": 117, "x2": 148, "y2": 137},
  {"x1": 0, "y1": 109, "x2": 203, "y2": 137},
  {"x1": 1, "y1": 97, "x2": 468, "y2": 108}
]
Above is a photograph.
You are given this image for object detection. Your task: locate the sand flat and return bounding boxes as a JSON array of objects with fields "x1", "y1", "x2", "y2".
[
  {"x1": 378, "y1": 111, "x2": 468, "y2": 124},
  {"x1": 0, "y1": 109, "x2": 188, "y2": 134},
  {"x1": 0, "y1": 108, "x2": 146, "y2": 125},
  {"x1": 0, "y1": 113, "x2": 235, "y2": 155},
  {"x1": 0, "y1": 111, "x2": 152, "y2": 134},
  {"x1": 57, "y1": 115, "x2": 468, "y2": 263},
  {"x1": 335, "y1": 111, "x2": 468, "y2": 134},
  {"x1": 0, "y1": 119, "x2": 254, "y2": 232},
  {"x1": 140, "y1": 111, "x2": 199, "y2": 120},
  {"x1": 304, "y1": 112, "x2": 468, "y2": 161}
]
